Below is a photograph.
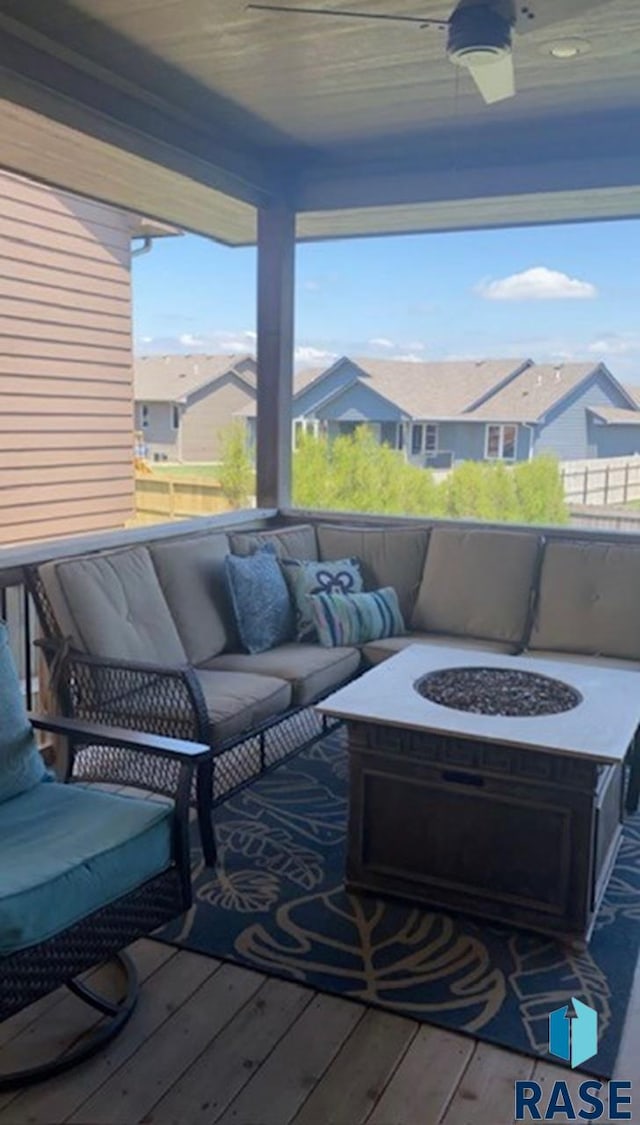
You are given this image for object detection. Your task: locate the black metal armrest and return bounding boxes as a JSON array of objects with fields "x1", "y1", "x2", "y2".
[
  {"x1": 29, "y1": 713, "x2": 211, "y2": 763},
  {"x1": 35, "y1": 639, "x2": 212, "y2": 746}
]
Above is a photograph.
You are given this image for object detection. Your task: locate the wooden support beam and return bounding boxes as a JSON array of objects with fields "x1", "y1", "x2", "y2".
[{"x1": 256, "y1": 204, "x2": 295, "y2": 510}]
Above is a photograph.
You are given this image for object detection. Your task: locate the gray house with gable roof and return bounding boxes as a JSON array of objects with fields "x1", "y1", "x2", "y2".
[
  {"x1": 241, "y1": 356, "x2": 640, "y2": 465},
  {"x1": 135, "y1": 353, "x2": 257, "y2": 462}
]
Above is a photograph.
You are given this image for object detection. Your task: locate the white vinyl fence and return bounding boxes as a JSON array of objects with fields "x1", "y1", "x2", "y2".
[{"x1": 560, "y1": 456, "x2": 640, "y2": 507}]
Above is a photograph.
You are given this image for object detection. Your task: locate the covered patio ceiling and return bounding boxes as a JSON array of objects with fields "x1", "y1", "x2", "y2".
[{"x1": 0, "y1": 0, "x2": 639, "y2": 244}]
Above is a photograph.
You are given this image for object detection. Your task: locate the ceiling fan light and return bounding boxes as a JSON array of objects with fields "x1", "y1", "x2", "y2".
[{"x1": 547, "y1": 38, "x2": 592, "y2": 59}]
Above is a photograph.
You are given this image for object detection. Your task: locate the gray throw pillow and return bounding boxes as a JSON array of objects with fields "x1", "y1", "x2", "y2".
[
  {"x1": 224, "y1": 545, "x2": 295, "y2": 654},
  {"x1": 280, "y1": 557, "x2": 363, "y2": 641}
]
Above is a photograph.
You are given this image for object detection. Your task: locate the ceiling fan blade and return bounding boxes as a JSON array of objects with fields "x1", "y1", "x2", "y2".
[
  {"x1": 466, "y1": 51, "x2": 515, "y2": 103},
  {"x1": 246, "y1": 4, "x2": 448, "y2": 27},
  {"x1": 513, "y1": 0, "x2": 611, "y2": 35}
]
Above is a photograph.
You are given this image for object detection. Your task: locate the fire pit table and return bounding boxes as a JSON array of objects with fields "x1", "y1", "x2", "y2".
[{"x1": 317, "y1": 644, "x2": 640, "y2": 944}]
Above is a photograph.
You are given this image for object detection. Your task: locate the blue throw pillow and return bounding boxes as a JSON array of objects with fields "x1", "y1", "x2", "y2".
[
  {"x1": 280, "y1": 557, "x2": 363, "y2": 641},
  {"x1": 0, "y1": 622, "x2": 47, "y2": 804},
  {"x1": 310, "y1": 587, "x2": 406, "y2": 648},
  {"x1": 225, "y1": 545, "x2": 295, "y2": 654}
]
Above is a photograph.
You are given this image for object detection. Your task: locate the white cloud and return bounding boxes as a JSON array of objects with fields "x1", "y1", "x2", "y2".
[
  {"x1": 294, "y1": 345, "x2": 337, "y2": 365},
  {"x1": 179, "y1": 332, "x2": 205, "y2": 347},
  {"x1": 369, "y1": 337, "x2": 395, "y2": 350},
  {"x1": 392, "y1": 353, "x2": 423, "y2": 363},
  {"x1": 477, "y1": 266, "x2": 598, "y2": 301},
  {"x1": 302, "y1": 279, "x2": 321, "y2": 292},
  {"x1": 588, "y1": 333, "x2": 640, "y2": 357}
]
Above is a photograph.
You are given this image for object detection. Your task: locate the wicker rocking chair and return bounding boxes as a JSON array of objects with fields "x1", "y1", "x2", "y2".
[{"x1": 0, "y1": 622, "x2": 209, "y2": 1090}]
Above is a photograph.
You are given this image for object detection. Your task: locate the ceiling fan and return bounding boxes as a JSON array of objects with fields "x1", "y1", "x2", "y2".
[{"x1": 246, "y1": 0, "x2": 600, "y2": 106}]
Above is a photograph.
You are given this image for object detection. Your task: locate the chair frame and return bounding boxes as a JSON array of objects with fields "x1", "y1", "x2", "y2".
[
  {"x1": 0, "y1": 713, "x2": 210, "y2": 1091},
  {"x1": 26, "y1": 566, "x2": 343, "y2": 866}
]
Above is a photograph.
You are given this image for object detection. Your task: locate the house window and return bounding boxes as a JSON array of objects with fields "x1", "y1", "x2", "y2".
[
  {"x1": 171, "y1": 405, "x2": 180, "y2": 430},
  {"x1": 141, "y1": 404, "x2": 149, "y2": 428},
  {"x1": 410, "y1": 423, "x2": 438, "y2": 456},
  {"x1": 485, "y1": 424, "x2": 517, "y2": 461},
  {"x1": 425, "y1": 424, "x2": 438, "y2": 455}
]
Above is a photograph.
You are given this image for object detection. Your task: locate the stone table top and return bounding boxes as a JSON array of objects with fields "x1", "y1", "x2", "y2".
[{"x1": 316, "y1": 644, "x2": 640, "y2": 764}]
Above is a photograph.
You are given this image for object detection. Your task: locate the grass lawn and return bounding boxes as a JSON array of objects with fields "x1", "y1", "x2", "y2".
[{"x1": 150, "y1": 462, "x2": 223, "y2": 482}]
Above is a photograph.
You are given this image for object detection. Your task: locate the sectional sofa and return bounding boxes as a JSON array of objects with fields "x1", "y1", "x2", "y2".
[{"x1": 28, "y1": 518, "x2": 640, "y2": 862}]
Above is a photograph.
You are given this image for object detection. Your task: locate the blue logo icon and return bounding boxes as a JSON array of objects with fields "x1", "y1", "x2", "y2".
[{"x1": 549, "y1": 998, "x2": 598, "y2": 1068}]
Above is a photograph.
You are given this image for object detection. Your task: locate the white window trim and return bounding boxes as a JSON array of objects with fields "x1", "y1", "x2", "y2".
[
  {"x1": 171, "y1": 404, "x2": 180, "y2": 431},
  {"x1": 410, "y1": 422, "x2": 439, "y2": 456},
  {"x1": 292, "y1": 417, "x2": 319, "y2": 450},
  {"x1": 141, "y1": 403, "x2": 149, "y2": 428},
  {"x1": 485, "y1": 423, "x2": 517, "y2": 462}
]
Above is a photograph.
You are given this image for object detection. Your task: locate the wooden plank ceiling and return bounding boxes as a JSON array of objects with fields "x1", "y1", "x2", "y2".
[{"x1": 0, "y1": 0, "x2": 638, "y2": 242}]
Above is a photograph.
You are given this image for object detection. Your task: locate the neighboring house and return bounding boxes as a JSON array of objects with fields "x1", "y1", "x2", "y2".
[
  {"x1": 242, "y1": 356, "x2": 640, "y2": 466},
  {"x1": 134, "y1": 354, "x2": 257, "y2": 462},
  {"x1": 0, "y1": 169, "x2": 174, "y2": 546}
]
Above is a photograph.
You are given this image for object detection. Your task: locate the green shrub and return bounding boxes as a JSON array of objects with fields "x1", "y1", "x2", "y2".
[
  {"x1": 292, "y1": 427, "x2": 568, "y2": 525},
  {"x1": 217, "y1": 421, "x2": 255, "y2": 508}
]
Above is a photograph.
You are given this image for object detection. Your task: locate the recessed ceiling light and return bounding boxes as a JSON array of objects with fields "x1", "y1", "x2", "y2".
[{"x1": 546, "y1": 38, "x2": 592, "y2": 59}]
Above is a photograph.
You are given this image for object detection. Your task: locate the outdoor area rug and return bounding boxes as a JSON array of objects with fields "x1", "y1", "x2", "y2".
[{"x1": 157, "y1": 729, "x2": 640, "y2": 1078}]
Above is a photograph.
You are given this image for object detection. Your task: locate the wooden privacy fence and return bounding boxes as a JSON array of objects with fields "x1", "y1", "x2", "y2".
[
  {"x1": 560, "y1": 456, "x2": 640, "y2": 507},
  {"x1": 134, "y1": 473, "x2": 256, "y2": 521}
]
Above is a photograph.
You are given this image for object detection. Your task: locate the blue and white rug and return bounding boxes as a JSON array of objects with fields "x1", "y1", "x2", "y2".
[{"x1": 158, "y1": 730, "x2": 640, "y2": 1077}]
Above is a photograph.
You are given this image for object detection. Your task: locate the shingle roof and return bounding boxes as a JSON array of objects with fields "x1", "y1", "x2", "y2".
[
  {"x1": 347, "y1": 357, "x2": 530, "y2": 419},
  {"x1": 624, "y1": 384, "x2": 640, "y2": 407},
  {"x1": 588, "y1": 406, "x2": 640, "y2": 425},
  {"x1": 134, "y1": 354, "x2": 256, "y2": 402},
  {"x1": 237, "y1": 356, "x2": 530, "y2": 420},
  {"x1": 468, "y1": 363, "x2": 600, "y2": 423}
]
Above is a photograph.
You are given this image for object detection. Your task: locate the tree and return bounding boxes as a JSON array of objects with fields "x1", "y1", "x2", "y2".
[{"x1": 217, "y1": 422, "x2": 255, "y2": 508}]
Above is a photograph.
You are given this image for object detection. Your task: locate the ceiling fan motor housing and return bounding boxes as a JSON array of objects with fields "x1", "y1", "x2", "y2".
[{"x1": 447, "y1": 4, "x2": 513, "y2": 68}]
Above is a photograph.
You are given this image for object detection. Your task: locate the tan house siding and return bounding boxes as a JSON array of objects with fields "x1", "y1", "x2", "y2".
[
  {"x1": 180, "y1": 373, "x2": 256, "y2": 461},
  {"x1": 0, "y1": 172, "x2": 135, "y2": 546}
]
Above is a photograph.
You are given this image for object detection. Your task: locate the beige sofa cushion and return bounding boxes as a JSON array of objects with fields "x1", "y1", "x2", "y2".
[
  {"x1": 522, "y1": 649, "x2": 640, "y2": 673},
  {"x1": 229, "y1": 523, "x2": 317, "y2": 561},
  {"x1": 317, "y1": 524, "x2": 430, "y2": 621},
  {"x1": 411, "y1": 527, "x2": 541, "y2": 645},
  {"x1": 39, "y1": 546, "x2": 187, "y2": 666},
  {"x1": 109, "y1": 670, "x2": 291, "y2": 744},
  {"x1": 529, "y1": 540, "x2": 640, "y2": 660},
  {"x1": 203, "y1": 642, "x2": 361, "y2": 706},
  {"x1": 363, "y1": 633, "x2": 519, "y2": 666},
  {"x1": 149, "y1": 532, "x2": 235, "y2": 665}
]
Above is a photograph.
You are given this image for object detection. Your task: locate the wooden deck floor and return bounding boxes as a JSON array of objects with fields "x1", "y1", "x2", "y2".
[{"x1": 1, "y1": 939, "x2": 639, "y2": 1125}]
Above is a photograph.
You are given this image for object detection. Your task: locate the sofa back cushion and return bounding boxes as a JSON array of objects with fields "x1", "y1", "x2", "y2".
[
  {"x1": 39, "y1": 546, "x2": 187, "y2": 666},
  {"x1": 317, "y1": 524, "x2": 430, "y2": 621},
  {"x1": 530, "y1": 539, "x2": 640, "y2": 660},
  {"x1": 149, "y1": 532, "x2": 235, "y2": 664},
  {"x1": 0, "y1": 622, "x2": 47, "y2": 804},
  {"x1": 411, "y1": 526, "x2": 542, "y2": 645},
  {"x1": 229, "y1": 523, "x2": 318, "y2": 561}
]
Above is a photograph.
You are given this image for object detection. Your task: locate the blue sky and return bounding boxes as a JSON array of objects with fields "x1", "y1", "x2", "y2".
[{"x1": 132, "y1": 218, "x2": 640, "y2": 383}]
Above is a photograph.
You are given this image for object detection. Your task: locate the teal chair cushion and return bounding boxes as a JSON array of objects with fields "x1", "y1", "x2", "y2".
[
  {"x1": 0, "y1": 623, "x2": 47, "y2": 805},
  {"x1": 0, "y1": 782, "x2": 173, "y2": 955}
]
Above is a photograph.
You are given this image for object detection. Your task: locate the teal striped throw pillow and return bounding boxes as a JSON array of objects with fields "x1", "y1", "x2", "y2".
[{"x1": 310, "y1": 587, "x2": 405, "y2": 647}]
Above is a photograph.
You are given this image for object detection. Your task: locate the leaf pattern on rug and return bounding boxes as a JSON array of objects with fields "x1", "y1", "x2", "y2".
[
  {"x1": 235, "y1": 888, "x2": 505, "y2": 1032},
  {"x1": 508, "y1": 934, "x2": 612, "y2": 1054},
  {"x1": 230, "y1": 770, "x2": 347, "y2": 846},
  {"x1": 216, "y1": 819, "x2": 324, "y2": 891},
  {"x1": 595, "y1": 827, "x2": 640, "y2": 929},
  {"x1": 197, "y1": 868, "x2": 281, "y2": 913}
]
